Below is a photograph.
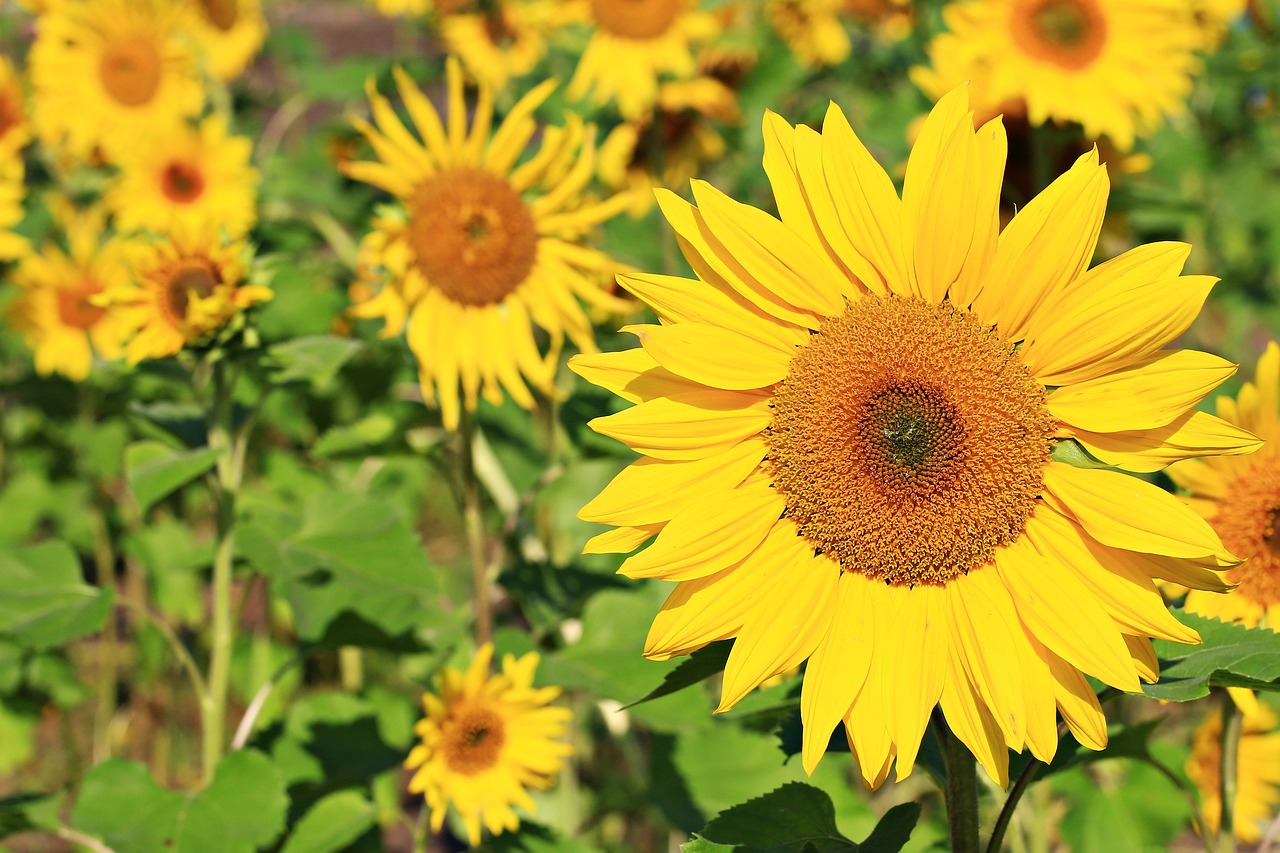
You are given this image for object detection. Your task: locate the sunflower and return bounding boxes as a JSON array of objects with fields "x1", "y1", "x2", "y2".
[
  {"x1": 5, "y1": 206, "x2": 136, "y2": 380},
  {"x1": 341, "y1": 59, "x2": 634, "y2": 430},
  {"x1": 183, "y1": 0, "x2": 267, "y2": 82},
  {"x1": 911, "y1": 0, "x2": 1203, "y2": 152},
  {"x1": 108, "y1": 224, "x2": 271, "y2": 363},
  {"x1": 564, "y1": 0, "x2": 720, "y2": 119},
  {"x1": 440, "y1": 0, "x2": 565, "y2": 94},
  {"x1": 570, "y1": 87, "x2": 1259, "y2": 789},
  {"x1": 30, "y1": 0, "x2": 204, "y2": 161},
  {"x1": 366, "y1": 0, "x2": 431, "y2": 16},
  {"x1": 0, "y1": 56, "x2": 30, "y2": 158},
  {"x1": 104, "y1": 115, "x2": 259, "y2": 239},
  {"x1": 766, "y1": 0, "x2": 852, "y2": 67},
  {"x1": 405, "y1": 644, "x2": 573, "y2": 846},
  {"x1": 1187, "y1": 701, "x2": 1280, "y2": 842},
  {"x1": 1167, "y1": 343, "x2": 1280, "y2": 628}
]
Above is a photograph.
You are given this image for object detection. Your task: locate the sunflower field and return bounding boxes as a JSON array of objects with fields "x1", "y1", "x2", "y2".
[{"x1": 5, "y1": 0, "x2": 1280, "y2": 851}]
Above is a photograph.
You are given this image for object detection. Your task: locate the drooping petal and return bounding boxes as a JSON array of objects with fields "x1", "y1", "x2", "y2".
[{"x1": 880, "y1": 583, "x2": 947, "y2": 780}]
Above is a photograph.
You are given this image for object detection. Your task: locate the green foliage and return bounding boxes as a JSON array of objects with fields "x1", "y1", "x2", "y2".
[
  {"x1": 0, "y1": 541, "x2": 112, "y2": 649},
  {"x1": 1145, "y1": 611, "x2": 1280, "y2": 700},
  {"x1": 125, "y1": 441, "x2": 223, "y2": 514},
  {"x1": 279, "y1": 791, "x2": 379, "y2": 853},
  {"x1": 266, "y1": 336, "x2": 363, "y2": 389}
]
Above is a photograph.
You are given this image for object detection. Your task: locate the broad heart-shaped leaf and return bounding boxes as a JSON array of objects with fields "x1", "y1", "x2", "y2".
[
  {"x1": 237, "y1": 489, "x2": 447, "y2": 645},
  {"x1": 267, "y1": 335, "x2": 362, "y2": 388},
  {"x1": 72, "y1": 751, "x2": 286, "y2": 853},
  {"x1": 125, "y1": 441, "x2": 223, "y2": 515},
  {"x1": 279, "y1": 791, "x2": 378, "y2": 853},
  {"x1": 693, "y1": 782, "x2": 920, "y2": 853},
  {"x1": 0, "y1": 541, "x2": 112, "y2": 648},
  {"x1": 624, "y1": 641, "x2": 732, "y2": 709},
  {"x1": 1145, "y1": 610, "x2": 1280, "y2": 701}
]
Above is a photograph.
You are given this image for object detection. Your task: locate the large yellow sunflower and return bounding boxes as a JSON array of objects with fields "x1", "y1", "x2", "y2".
[
  {"x1": 563, "y1": 0, "x2": 719, "y2": 119},
  {"x1": 1187, "y1": 701, "x2": 1280, "y2": 842},
  {"x1": 341, "y1": 59, "x2": 634, "y2": 431},
  {"x1": 1169, "y1": 343, "x2": 1280, "y2": 628},
  {"x1": 911, "y1": 0, "x2": 1203, "y2": 152},
  {"x1": 104, "y1": 115, "x2": 259, "y2": 239},
  {"x1": 182, "y1": 0, "x2": 268, "y2": 82},
  {"x1": 30, "y1": 0, "x2": 204, "y2": 161},
  {"x1": 405, "y1": 644, "x2": 573, "y2": 846},
  {"x1": 108, "y1": 224, "x2": 271, "y2": 363},
  {"x1": 5, "y1": 206, "x2": 136, "y2": 380},
  {"x1": 570, "y1": 87, "x2": 1259, "y2": 789}
]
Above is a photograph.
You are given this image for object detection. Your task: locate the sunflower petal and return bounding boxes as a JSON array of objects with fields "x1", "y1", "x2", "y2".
[
  {"x1": 622, "y1": 323, "x2": 795, "y2": 391},
  {"x1": 588, "y1": 390, "x2": 771, "y2": 461},
  {"x1": 1074, "y1": 411, "x2": 1261, "y2": 474}
]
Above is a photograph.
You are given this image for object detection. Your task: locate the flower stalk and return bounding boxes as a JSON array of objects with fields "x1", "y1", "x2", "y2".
[
  {"x1": 459, "y1": 411, "x2": 492, "y2": 647},
  {"x1": 1218, "y1": 688, "x2": 1243, "y2": 853},
  {"x1": 939, "y1": 717, "x2": 981, "y2": 853}
]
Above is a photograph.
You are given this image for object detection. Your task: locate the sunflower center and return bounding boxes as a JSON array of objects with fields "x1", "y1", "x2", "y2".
[
  {"x1": 0, "y1": 90, "x2": 20, "y2": 146},
  {"x1": 1210, "y1": 452, "x2": 1280, "y2": 608},
  {"x1": 99, "y1": 37, "x2": 163, "y2": 107},
  {"x1": 56, "y1": 280, "x2": 107, "y2": 331},
  {"x1": 1013, "y1": 0, "x2": 1106, "y2": 70},
  {"x1": 766, "y1": 297, "x2": 1054, "y2": 587},
  {"x1": 162, "y1": 262, "x2": 219, "y2": 325},
  {"x1": 160, "y1": 161, "x2": 206, "y2": 204},
  {"x1": 442, "y1": 706, "x2": 506, "y2": 775},
  {"x1": 406, "y1": 168, "x2": 538, "y2": 308},
  {"x1": 588, "y1": 0, "x2": 683, "y2": 40},
  {"x1": 197, "y1": 0, "x2": 240, "y2": 30}
]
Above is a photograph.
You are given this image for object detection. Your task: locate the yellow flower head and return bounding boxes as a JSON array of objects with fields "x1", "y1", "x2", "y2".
[
  {"x1": 341, "y1": 59, "x2": 635, "y2": 431},
  {"x1": 30, "y1": 0, "x2": 204, "y2": 161},
  {"x1": 564, "y1": 0, "x2": 720, "y2": 119},
  {"x1": 110, "y1": 224, "x2": 271, "y2": 363},
  {"x1": 5, "y1": 205, "x2": 136, "y2": 380},
  {"x1": 0, "y1": 55, "x2": 30, "y2": 158},
  {"x1": 366, "y1": 0, "x2": 431, "y2": 17},
  {"x1": 104, "y1": 115, "x2": 259, "y2": 239},
  {"x1": 0, "y1": 57, "x2": 30, "y2": 261},
  {"x1": 911, "y1": 0, "x2": 1203, "y2": 151},
  {"x1": 1188, "y1": 702, "x2": 1280, "y2": 842},
  {"x1": 570, "y1": 87, "x2": 1260, "y2": 789},
  {"x1": 1170, "y1": 343, "x2": 1280, "y2": 629},
  {"x1": 405, "y1": 644, "x2": 573, "y2": 846},
  {"x1": 440, "y1": 0, "x2": 566, "y2": 94},
  {"x1": 182, "y1": 0, "x2": 268, "y2": 82}
]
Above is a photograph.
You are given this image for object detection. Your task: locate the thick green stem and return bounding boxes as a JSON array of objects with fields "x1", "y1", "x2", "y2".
[
  {"x1": 939, "y1": 718, "x2": 982, "y2": 853},
  {"x1": 459, "y1": 413, "x2": 492, "y2": 647},
  {"x1": 90, "y1": 505, "x2": 117, "y2": 764},
  {"x1": 1218, "y1": 689, "x2": 1243, "y2": 853},
  {"x1": 987, "y1": 759, "x2": 1043, "y2": 853}
]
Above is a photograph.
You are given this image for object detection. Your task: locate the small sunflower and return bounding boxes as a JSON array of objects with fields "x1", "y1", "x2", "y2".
[
  {"x1": 405, "y1": 644, "x2": 573, "y2": 846},
  {"x1": 182, "y1": 0, "x2": 267, "y2": 82},
  {"x1": 571, "y1": 87, "x2": 1259, "y2": 789},
  {"x1": 109, "y1": 224, "x2": 271, "y2": 363},
  {"x1": 766, "y1": 0, "x2": 853, "y2": 67},
  {"x1": 1169, "y1": 343, "x2": 1280, "y2": 628},
  {"x1": 911, "y1": 0, "x2": 1203, "y2": 151},
  {"x1": 104, "y1": 115, "x2": 259, "y2": 239},
  {"x1": 564, "y1": 0, "x2": 719, "y2": 119},
  {"x1": 30, "y1": 0, "x2": 203, "y2": 161},
  {"x1": 366, "y1": 0, "x2": 431, "y2": 16},
  {"x1": 5, "y1": 206, "x2": 135, "y2": 380},
  {"x1": 0, "y1": 56, "x2": 30, "y2": 158},
  {"x1": 1187, "y1": 702, "x2": 1280, "y2": 842},
  {"x1": 341, "y1": 59, "x2": 634, "y2": 430},
  {"x1": 440, "y1": 0, "x2": 565, "y2": 94}
]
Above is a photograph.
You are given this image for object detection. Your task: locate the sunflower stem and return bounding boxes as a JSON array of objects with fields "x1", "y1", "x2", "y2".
[
  {"x1": 986, "y1": 758, "x2": 1043, "y2": 853},
  {"x1": 939, "y1": 717, "x2": 982, "y2": 853},
  {"x1": 460, "y1": 411, "x2": 493, "y2": 647},
  {"x1": 1218, "y1": 688, "x2": 1243, "y2": 853}
]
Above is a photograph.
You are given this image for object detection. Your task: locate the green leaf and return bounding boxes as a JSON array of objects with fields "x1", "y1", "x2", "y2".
[
  {"x1": 1145, "y1": 611, "x2": 1280, "y2": 701},
  {"x1": 487, "y1": 821, "x2": 606, "y2": 853},
  {"x1": 0, "y1": 541, "x2": 112, "y2": 648},
  {"x1": 125, "y1": 441, "x2": 222, "y2": 514},
  {"x1": 279, "y1": 791, "x2": 377, "y2": 853},
  {"x1": 267, "y1": 335, "x2": 362, "y2": 388},
  {"x1": 0, "y1": 794, "x2": 42, "y2": 839},
  {"x1": 71, "y1": 760, "x2": 186, "y2": 853},
  {"x1": 171, "y1": 750, "x2": 288, "y2": 853},
  {"x1": 698, "y1": 782, "x2": 905, "y2": 853},
  {"x1": 625, "y1": 641, "x2": 732, "y2": 709},
  {"x1": 857, "y1": 804, "x2": 923, "y2": 853},
  {"x1": 312, "y1": 413, "x2": 397, "y2": 458}
]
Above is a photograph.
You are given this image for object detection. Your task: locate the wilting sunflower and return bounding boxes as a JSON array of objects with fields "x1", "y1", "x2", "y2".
[
  {"x1": 405, "y1": 644, "x2": 573, "y2": 846},
  {"x1": 440, "y1": 0, "x2": 564, "y2": 94},
  {"x1": 104, "y1": 115, "x2": 259, "y2": 238},
  {"x1": 571, "y1": 87, "x2": 1258, "y2": 788},
  {"x1": 30, "y1": 0, "x2": 203, "y2": 161},
  {"x1": 6, "y1": 206, "x2": 136, "y2": 380},
  {"x1": 183, "y1": 0, "x2": 267, "y2": 81},
  {"x1": 341, "y1": 59, "x2": 634, "y2": 430},
  {"x1": 912, "y1": 0, "x2": 1203, "y2": 151},
  {"x1": 564, "y1": 0, "x2": 719, "y2": 119},
  {"x1": 109, "y1": 224, "x2": 270, "y2": 363},
  {"x1": 1169, "y1": 343, "x2": 1280, "y2": 628},
  {"x1": 1187, "y1": 701, "x2": 1280, "y2": 842}
]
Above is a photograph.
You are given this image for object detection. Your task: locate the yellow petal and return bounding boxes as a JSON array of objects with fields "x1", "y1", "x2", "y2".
[
  {"x1": 618, "y1": 485, "x2": 786, "y2": 581},
  {"x1": 1043, "y1": 463, "x2": 1232, "y2": 561},
  {"x1": 948, "y1": 117, "x2": 1006, "y2": 310},
  {"x1": 761, "y1": 110, "x2": 821, "y2": 246},
  {"x1": 948, "y1": 570, "x2": 1028, "y2": 749},
  {"x1": 1074, "y1": 411, "x2": 1261, "y2": 474},
  {"x1": 617, "y1": 271, "x2": 808, "y2": 350},
  {"x1": 844, "y1": 670, "x2": 897, "y2": 790},
  {"x1": 580, "y1": 440, "x2": 766, "y2": 526},
  {"x1": 622, "y1": 323, "x2": 795, "y2": 391},
  {"x1": 1166, "y1": 456, "x2": 1232, "y2": 500},
  {"x1": 1125, "y1": 635, "x2": 1159, "y2": 683},
  {"x1": 588, "y1": 390, "x2": 771, "y2": 461},
  {"x1": 569, "y1": 348, "x2": 700, "y2": 405},
  {"x1": 800, "y1": 571, "x2": 875, "y2": 775},
  {"x1": 996, "y1": 536, "x2": 1139, "y2": 691},
  {"x1": 1047, "y1": 350, "x2": 1237, "y2": 432},
  {"x1": 881, "y1": 584, "x2": 947, "y2": 780},
  {"x1": 940, "y1": 644, "x2": 1010, "y2": 787},
  {"x1": 902, "y1": 86, "x2": 972, "y2": 299},
  {"x1": 1039, "y1": 640, "x2": 1108, "y2": 751},
  {"x1": 1013, "y1": 621, "x2": 1060, "y2": 763},
  {"x1": 583, "y1": 524, "x2": 660, "y2": 554}
]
